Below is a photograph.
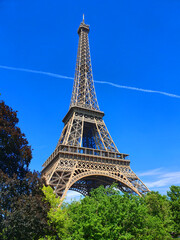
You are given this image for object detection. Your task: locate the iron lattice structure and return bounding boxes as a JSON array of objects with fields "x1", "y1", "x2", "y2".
[{"x1": 42, "y1": 18, "x2": 150, "y2": 200}]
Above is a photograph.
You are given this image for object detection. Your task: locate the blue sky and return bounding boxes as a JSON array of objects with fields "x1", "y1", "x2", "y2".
[{"x1": 0, "y1": 0, "x2": 180, "y2": 201}]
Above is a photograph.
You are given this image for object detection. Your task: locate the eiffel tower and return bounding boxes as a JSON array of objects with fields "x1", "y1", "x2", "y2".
[{"x1": 42, "y1": 17, "x2": 150, "y2": 200}]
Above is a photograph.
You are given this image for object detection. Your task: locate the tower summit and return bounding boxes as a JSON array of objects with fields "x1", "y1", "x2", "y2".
[
  {"x1": 42, "y1": 18, "x2": 150, "y2": 200},
  {"x1": 70, "y1": 16, "x2": 99, "y2": 110}
]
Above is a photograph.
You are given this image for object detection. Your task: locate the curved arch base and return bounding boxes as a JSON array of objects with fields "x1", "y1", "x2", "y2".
[
  {"x1": 43, "y1": 158, "x2": 150, "y2": 202},
  {"x1": 69, "y1": 175, "x2": 138, "y2": 197}
]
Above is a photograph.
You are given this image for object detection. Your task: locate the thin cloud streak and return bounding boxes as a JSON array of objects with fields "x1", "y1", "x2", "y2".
[
  {"x1": 138, "y1": 168, "x2": 163, "y2": 177},
  {"x1": 94, "y1": 80, "x2": 180, "y2": 99},
  {"x1": 0, "y1": 65, "x2": 74, "y2": 80},
  {"x1": 145, "y1": 176, "x2": 180, "y2": 188},
  {"x1": 0, "y1": 64, "x2": 180, "y2": 99},
  {"x1": 143, "y1": 170, "x2": 180, "y2": 188}
]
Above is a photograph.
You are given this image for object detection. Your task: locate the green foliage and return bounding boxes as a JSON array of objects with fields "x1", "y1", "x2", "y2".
[
  {"x1": 145, "y1": 191, "x2": 173, "y2": 231},
  {"x1": 41, "y1": 186, "x2": 70, "y2": 240},
  {"x1": 42, "y1": 185, "x2": 174, "y2": 240},
  {"x1": 167, "y1": 185, "x2": 180, "y2": 236},
  {"x1": 65, "y1": 185, "x2": 172, "y2": 240}
]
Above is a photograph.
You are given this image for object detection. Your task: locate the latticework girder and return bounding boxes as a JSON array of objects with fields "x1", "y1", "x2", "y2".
[
  {"x1": 57, "y1": 110, "x2": 118, "y2": 152},
  {"x1": 70, "y1": 20, "x2": 99, "y2": 110},
  {"x1": 42, "y1": 17, "x2": 150, "y2": 201},
  {"x1": 42, "y1": 156, "x2": 150, "y2": 200}
]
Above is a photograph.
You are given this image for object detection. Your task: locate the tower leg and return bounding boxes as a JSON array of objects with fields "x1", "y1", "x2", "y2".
[{"x1": 46, "y1": 159, "x2": 77, "y2": 199}]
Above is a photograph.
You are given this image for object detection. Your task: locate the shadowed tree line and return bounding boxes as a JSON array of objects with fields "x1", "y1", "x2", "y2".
[
  {"x1": 0, "y1": 101, "x2": 55, "y2": 239},
  {"x1": 0, "y1": 100, "x2": 179, "y2": 240}
]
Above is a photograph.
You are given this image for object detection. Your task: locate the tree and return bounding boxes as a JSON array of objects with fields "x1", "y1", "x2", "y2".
[
  {"x1": 0, "y1": 100, "x2": 32, "y2": 179},
  {"x1": 44, "y1": 185, "x2": 173, "y2": 240},
  {"x1": 0, "y1": 101, "x2": 53, "y2": 239},
  {"x1": 145, "y1": 191, "x2": 173, "y2": 225},
  {"x1": 66, "y1": 186, "x2": 172, "y2": 240},
  {"x1": 40, "y1": 186, "x2": 70, "y2": 240},
  {"x1": 145, "y1": 191, "x2": 173, "y2": 239},
  {"x1": 167, "y1": 185, "x2": 180, "y2": 236},
  {"x1": 0, "y1": 171, "x2": 53, "y2": 240}
]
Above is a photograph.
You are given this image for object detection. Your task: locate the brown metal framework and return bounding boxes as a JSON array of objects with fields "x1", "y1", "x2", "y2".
[{"x1": 42, "y1": 17, "x2": 150, "y2": 201}]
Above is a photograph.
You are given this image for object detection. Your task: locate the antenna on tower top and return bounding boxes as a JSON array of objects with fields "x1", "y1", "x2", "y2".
[{"x1": 83, "y1": 14, "x2": 85, "y2": 23}]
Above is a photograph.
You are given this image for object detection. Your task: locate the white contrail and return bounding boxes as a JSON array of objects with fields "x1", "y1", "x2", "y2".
[
  {"x1": 0, "y1": 65, "x2": 180, "y2": 99},
  {"x1": 94, "y1": 80, "x2": 180, "y2": 99},
  {"x1": 0, "y1": 65, "x2": 74, "y2": 80}
]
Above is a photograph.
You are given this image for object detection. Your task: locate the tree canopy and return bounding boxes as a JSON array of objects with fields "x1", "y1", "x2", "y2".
[
  {"x1": 167, "y1": 185, "x2": 180, "y2": 236},
  {"x1": 0, "y1": 171, "x2": 53, "y2": 240},
  {"x1": 0, "y1": 101, "x2": 53, "y2": 239},
  {"x1": 0, "y1": 101, "x2": 31, "y2": 179},
  {"x1": 42, "y1": 184, "x2": 176, "y2": 240}
]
